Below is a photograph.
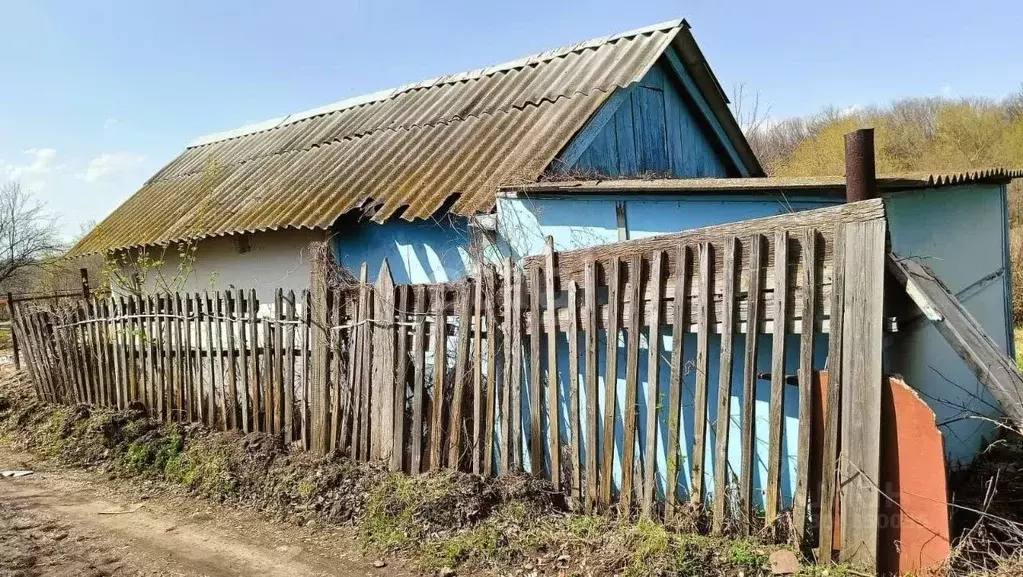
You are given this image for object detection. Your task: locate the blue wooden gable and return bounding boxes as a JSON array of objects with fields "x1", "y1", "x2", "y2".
[{"x1": 555, "y1": 48, "x2": 747, "y2": 178}]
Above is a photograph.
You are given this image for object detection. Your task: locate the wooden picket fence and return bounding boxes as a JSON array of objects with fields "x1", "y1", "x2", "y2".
[
  {"x1": 12, "y1": 198, "x2": 889, "y2": 565},
  {"x1": 13, "y1": 289, "x2": 312, "y2": 443}
]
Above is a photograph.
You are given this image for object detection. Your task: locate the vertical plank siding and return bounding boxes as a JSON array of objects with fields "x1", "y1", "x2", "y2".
[{"x1": 12, "y1": 200, "x2": 888, "y2": 566}]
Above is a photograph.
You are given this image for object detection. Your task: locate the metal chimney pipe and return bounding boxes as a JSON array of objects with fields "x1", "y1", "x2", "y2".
[{"x1": 844, "y1": 128, "x2": 877, "y2": 202}]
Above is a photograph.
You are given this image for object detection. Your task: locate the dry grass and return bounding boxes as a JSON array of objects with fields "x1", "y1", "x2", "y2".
[{"x1": 0, "y1": 372, "x2": 794, "y2": 576}]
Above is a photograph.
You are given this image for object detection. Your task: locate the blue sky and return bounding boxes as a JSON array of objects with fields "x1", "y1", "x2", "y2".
[{"x1": 2, "y1": 0, "x2": 1021, "y2": 237}]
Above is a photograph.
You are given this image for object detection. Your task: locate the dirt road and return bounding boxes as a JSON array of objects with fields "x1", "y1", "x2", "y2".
[{"x1": 0, "y1": 452, "x2": 411, "y2": 577}]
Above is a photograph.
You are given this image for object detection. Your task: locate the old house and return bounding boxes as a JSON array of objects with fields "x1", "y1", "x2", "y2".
[
  {"x1": 62, "y1": 17, "x2": 1023, "y2": 567},
  {"x1": 68, "y1": 19, "x2": 761, "y2": 293}
]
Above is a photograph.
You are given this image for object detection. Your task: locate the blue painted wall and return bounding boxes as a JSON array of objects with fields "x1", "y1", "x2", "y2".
[
  {"x1": 496, "y1": 192, "x2": 843, "y2": 259},
  {"x1": 883, "y1": 183, "x2": 1014, "y2": 465},
  {"x1": 559, "y1": 60, "x2": 731, "y2": 178},
  {"x1": 331, "y1": 215, "x2": 472, "y2": 284}
]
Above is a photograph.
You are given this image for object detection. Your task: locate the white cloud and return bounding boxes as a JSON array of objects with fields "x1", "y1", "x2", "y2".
[
  {"x1": 3, "y1": 148, "x2": 57, "y2": 181},
  {"x1": 103, "y1": 117, "x2": 119, "y2": 129},
  {"x1": 941, "y1": 84, "x2": 953, "y2": 97},
  {"x1": 81, "y1": 152, "x2": 147, "y2": 184},
  {"x1": 839, "y1": 104, "x2": 863, "y2": 117}
]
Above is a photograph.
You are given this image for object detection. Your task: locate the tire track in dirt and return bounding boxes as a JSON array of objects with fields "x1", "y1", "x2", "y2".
[{"x1": 0, "y1": 454, "x2": 410, "y2": 577}]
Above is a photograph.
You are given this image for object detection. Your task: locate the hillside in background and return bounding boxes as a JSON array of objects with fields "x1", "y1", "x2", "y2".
[{"x1": 744, "y1": 90, "x2": 1023, "y2": 319}]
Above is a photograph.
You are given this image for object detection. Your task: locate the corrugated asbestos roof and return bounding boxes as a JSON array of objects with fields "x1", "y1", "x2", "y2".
[
  {"x1": 502, "y1": 168, "x2": 1023, "y2": 196},
  {"x1": 72, "y1": 19, "x2": 710, "y2": 256}
]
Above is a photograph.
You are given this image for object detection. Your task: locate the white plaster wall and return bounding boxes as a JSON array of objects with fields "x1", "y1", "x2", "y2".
[{"x1": 121, "y1": 228, "x2": 322, "y2": 306}]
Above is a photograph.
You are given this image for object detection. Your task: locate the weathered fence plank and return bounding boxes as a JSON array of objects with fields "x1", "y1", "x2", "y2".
[
  {"x1": 712, "y1": 238, "x2": 738, "y2": 534},
  {"x1": 600, "y1": 257, "x2": 621, "y2": 508},
  {"x1": 301, "y1": 290, "x2": 311, "y2": 450},
  {"x1": 430, "y1": 284, "x2": 446, "y2": 470},
  {"x1": 691, "y1": 243, "x2": 712, "y2": 505},
  {"x1": 501, "y1": 260, "x2": 513, "y2": 474},
  {"x1": 584, "y1": 260, "x2": 599, "y2": 513},
  {"x1": 839, "y1": 218, "x2": 886, "y2": 569},
  {"x1": 483, "y1": 269, "x2": 497, "y2": 475},
  {"x1": 819, "y1": 224, "x2": 846, "y2": 563},
  {"x1": 792, "y1": 230, "x2": 819, "y2": 546},
  {"x1": 285, "y1": 290, "x2": 298, "y2": 444},
  {"x1": 448, "y1": 283, "x2": 471, "y2": 468},
  {"x1": 394, "y1": 285, "x2": 410, "y2": 472},
  {"x1": 739, "y1": 235, "x2": 764, "y2": 535},
  {"x1": 235, "y1": 291, "x2": 249, "y2": 432},
  {"x1": 642, "y1": 251, "x2": 664, "y2": 518},
  {"x1": 621, "y1": 254, "x2": 642, "y2": 514},
  {"x1": 766, "y1": 232, "x2": 789, "y2": 528},
  {"x1": 567, "y1": 280, "x2": 581, "y2": 508},
  {"x1": 511, "y1": 265, "x2": 524, "y2": 471},
  {"x1": 665, "y1": 244, "x2": 689, "y2": 520},
  {"x1": 528, "y1": 265, "x2": 542, "y2": 476},
  {"x1": 544, "y1": 238, "x2": 561, "y2": 490},
  {"x1": 471, "y1": 276, "x2": 483, "y2": 475},
  {"x1": 411, "y1": 285, "x2": 427, "y2": 474},
  {"x1": 373, "y1": 263, "x2": 395, "y2": 461}
]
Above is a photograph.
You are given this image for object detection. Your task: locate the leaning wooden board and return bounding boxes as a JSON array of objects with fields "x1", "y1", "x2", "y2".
[{"x1": 887, "y1": 254, "x2": 1023, "y2": 424}]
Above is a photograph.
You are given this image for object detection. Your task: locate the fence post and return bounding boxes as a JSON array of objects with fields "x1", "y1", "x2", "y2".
[
  {"x1": 7, "y1": 292, "x2": 19, "y2": 370},
  {"x1": 838, "y1": 218, "x2": 887, "y2": 571},
  {"x1": 308, "y1": 242, "x2": 331, "y2": 454}
]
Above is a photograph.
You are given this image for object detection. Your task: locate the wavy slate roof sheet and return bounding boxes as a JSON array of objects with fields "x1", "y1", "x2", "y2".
[{"x1": 72, "y1": 19, "x2": 742, "y2": 256}]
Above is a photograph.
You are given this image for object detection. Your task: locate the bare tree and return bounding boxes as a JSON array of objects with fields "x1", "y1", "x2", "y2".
[
  {"x1": 0, "y1": 181, "x2": 65, "y2": 290},
  {"x1": 731, "y1": 83, "x2": 773, "y2": 163}
]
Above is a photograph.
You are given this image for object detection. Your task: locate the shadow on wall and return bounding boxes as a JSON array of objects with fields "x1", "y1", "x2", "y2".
[{"x1": 331, "y1": 215, "x2": 473, "y2": 284}]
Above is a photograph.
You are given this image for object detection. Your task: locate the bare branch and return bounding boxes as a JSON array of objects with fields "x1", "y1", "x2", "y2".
[{"x1": 0, "y1": 181, "x2": 66, "y2": 291}]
